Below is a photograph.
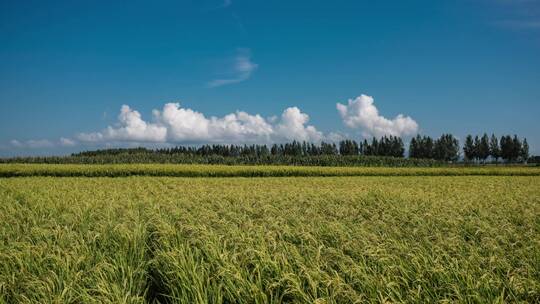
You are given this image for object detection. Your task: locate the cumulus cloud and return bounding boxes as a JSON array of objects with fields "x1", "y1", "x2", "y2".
[
  {"x1": 78, "y1": 105, "x2": 167, "y2": 142},
  {"x1": 78, "y1": 103, "x2": 324, "y2": 144},
  {"x1": 154, "y1": 102, "x2": 274, "y2": 142},
  {"x1": 207, "y1": 49, "x2": 258, "y2": 87},
  {"x1": 8, "y1": 94, "x2": 419, "y2": 151},
  {"x1": 337, "y1": 94, "x2": 418, "y2": 137},
  {"x1": 274, "y1": 107, "x2": 323, "y2": 142}
]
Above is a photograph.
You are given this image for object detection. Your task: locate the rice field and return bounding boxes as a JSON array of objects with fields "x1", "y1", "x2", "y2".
[
  {"x1": 1, "y1": 163, "x2": 539, "y2": 178},
  {"x1": 1, "y1": 166, "x2": 539, "y2": 303}
]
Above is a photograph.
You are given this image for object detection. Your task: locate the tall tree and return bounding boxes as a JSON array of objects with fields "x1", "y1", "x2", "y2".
[
  {"x1": 463, "y1": 135, "x2": 475, "y2": 161},
  {"x1": 473, "y1": 136, "x2": 481, "y2": 162},
  {"x1": 500, "y1": 135, "x2": 511, "y2": 162},
  {"x1": 489, "y1": 134, "x2": 500, "y2": 162},
  {"x1": 339, "y1": 140, "x2": 359, "y2": 156},
  {"x1": 478, "y1": 133, "x2": 490, "y2": 163},
  {"x1": 511, "y1": 135, "x2": 522, "y2": 162},
  {"x1": 408, "y1": 136, "x2": 418, "y2": 158},
  {"x1": 320, "y1": 142, "x2": 337, "y2": 155},
  {"x1": 520, "y1": 138, "x2": 529, "y2": 163},
  {"x1": 434, "y1": 134, "x2": 460, "y2": 162},
  {"x1": 410, "y1": 135, "x2": 434, "y2": 159},
  {"x1": 391, "y1": 136, "x2": 405, "y2": 157},
  {"x1": 423, "y1": 136, "x2": 434, "y2": 159}
]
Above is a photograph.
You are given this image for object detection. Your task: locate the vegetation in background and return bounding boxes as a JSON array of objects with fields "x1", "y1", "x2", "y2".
[
  {"x1": 65, "y1": 133, "x2": 531, "y2": 164},
  {"x1": 1, "y1": 175, "x2": 539, "y2": 303},
  {"x1": 463, "y1": 134, "x2": 529, "y2": 163},
  {"x1": 3, "y1": 134, "x2": 532, "y2": 166}
]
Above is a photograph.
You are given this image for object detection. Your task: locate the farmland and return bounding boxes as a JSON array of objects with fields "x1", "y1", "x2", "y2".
[
  {"x1": 1, "y1": 166, "x2": 540, "y2": 303},
  {"x1": 1, "y1": 163, "x2": 539, "y2": 178}
]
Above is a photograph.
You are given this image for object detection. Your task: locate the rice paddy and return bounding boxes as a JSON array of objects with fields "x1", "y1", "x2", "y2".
[
  {"x1": 1, "y1": 165, "x2": 539, "y2": 303},
  {"x1": 0, "y1": 163, "x2": 539, "y2": 178}
]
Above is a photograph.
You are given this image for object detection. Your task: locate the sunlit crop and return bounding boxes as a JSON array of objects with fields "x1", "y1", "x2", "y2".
[
  {"x1": 0, "y1": 163, "x2": 539, "y2": 178},
  {"x1": 1, "y1": 168, "x2": 539, "y2": 303}
]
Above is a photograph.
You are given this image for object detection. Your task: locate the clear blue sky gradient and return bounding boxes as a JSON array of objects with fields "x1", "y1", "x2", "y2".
[{"x1": 1, "y1": 0, "x2": 539, "y2": 156}]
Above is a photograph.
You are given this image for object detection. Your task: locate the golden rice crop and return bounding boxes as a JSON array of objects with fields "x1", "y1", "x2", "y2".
[
  {"x1": 0, "y1": 163, "x2": 539, "y2": 177},
  {"x1": 1, "y1": 173, "x2": 539, "y2": 303}
]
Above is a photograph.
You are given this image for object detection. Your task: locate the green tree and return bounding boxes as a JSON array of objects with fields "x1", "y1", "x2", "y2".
[
  {"x1": 409, "y1": 135, "x2": 434, "y2": 159},
  {"x1": 423, "y1": 136, "x2": 434, "y2": 159},
  {"x1": 512, "y1": 135, "x2": 522, "y2": 162},
  {"x1": 489, "y1": 134, "x2": 500, "y2": 163},
  {"x1": 478, "y1": 133, "x2": 490, "y2": 163},
  {"x1": 463, "y1": 135, "x2": 475, "y2": 161},
  {"x1": 434, "y1": 134, "x2": 460, "y2": 162},
  {"x1": 520, "y1": 138, "x2": 529, "y2": 163},
  {"x1": 339, "y1": 140, "x2": 359, "y2": 156},
  {"x1": 500, "y1": 135, "x2": 512, "y2": 162},
  {"x1": 392, "y1": 136, "x2": 405, "y2": 157},
  {"x1": 409, "y1": 136, "x2": 418, "y2": 158},
  {"x1": 473, "y1": 136, "x2": 481, "y2": 162}
]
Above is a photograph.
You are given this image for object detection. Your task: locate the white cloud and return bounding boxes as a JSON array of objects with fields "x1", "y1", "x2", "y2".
[
  {"x1": 9, "y1": 140, "x2": 23, "y2": 148},
  {"x1": 10, "y1": 139, "x2": 55, "y2": 148},
  {"x1": 60, "y1": 137, "x2": 76, "y2": 147},
  {"x1": 207, "y1": 49, "x2": 258, "y2": 87},
  {"x1": 25, "y1": 139, "x2": 54, "y2": 148},
  {"x1": 154, "y1": 102, "x2": 274, "y2": 142},
  {"x1": 9, "y1": 95, "x2": 420, "y2": 151},
  {"x1": 78, "y1": 105, "x2": 167, "y2": 143},
  {"x1": 76, "y1": 132, "x2": 104, "y2": 142},
  {"x1": 337, "y1": 94, "x2": 419, "y2": 137},
  {"x1": 78, "y1": 103, "x2": 324, "y2": 144},
  {"x1": 274, "y1": 107, "x2": 323, "y2": 142}
]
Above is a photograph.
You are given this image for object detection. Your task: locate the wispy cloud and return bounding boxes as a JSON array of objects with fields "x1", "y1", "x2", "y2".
[
  {"x1": 10, "y1": 139, "x2": 54, "y2": 148},
  {"x1": 207, "y1": 48, "x2": 258, "y2": 88},
  {"x1": 495, "y1": 0, "x2": 539, "y2": 4},
  {"x1": 496, "y1": 20, "x2": 540, "y2": 29},
  {"x1": 209, "y1": 0, "x2": 232, "y2": 10},
  {"x1": 491, "y1": 0, "x2": 540, "y2": 30},
  {"x1": 60, "y1": 137, "x2": 77, "y2": 147},
  {"x1": 8, "y1": 138, "x2": 77, "y2": 149}
]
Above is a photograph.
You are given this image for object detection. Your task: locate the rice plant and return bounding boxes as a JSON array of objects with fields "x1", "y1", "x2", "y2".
[
  {"x1": 0, "y1": 163, "x2": 539, "y2": 178},
  {"x1": 1, "y1": 172, "x2": 539, "y2": 302}
]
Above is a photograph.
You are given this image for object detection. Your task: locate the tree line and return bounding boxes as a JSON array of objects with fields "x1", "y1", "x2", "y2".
[
  {"x1": 409, "y1": 134, "x2": 529, "y2": 163},
  {"x1": 72, "y1": 136, "x2": 408, "y2": 159},
  {"x1": 462, "y1": 134, "x2": 528, "y2": 163},
  {"x1": 2, "y1": 134, "x2": 533, "y2": 165},
  {"x1": 409, "y1": 134, "x2": 460, "y2": 161},
  {"x1": 69, "y1": 133, "x2": 531, "y2": 163}
]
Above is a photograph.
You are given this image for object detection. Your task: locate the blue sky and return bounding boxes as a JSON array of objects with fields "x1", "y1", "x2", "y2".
[{"x1": 1, "y1": 0, "x2": 539, "y2": 156}]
